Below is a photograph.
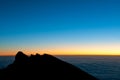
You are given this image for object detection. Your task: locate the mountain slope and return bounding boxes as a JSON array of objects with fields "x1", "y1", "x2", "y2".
[{"x1": 0, "y1": 51, "x2": 98, "y2": 80}]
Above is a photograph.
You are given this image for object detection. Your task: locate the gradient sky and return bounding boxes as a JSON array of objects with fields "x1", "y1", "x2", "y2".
[{"x1": 0, "y1": 0, "x2": 120, "y2": 55}]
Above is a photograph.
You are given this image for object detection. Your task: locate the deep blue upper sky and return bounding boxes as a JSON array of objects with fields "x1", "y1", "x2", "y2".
[{"x1": 0, "y1": 0, "x2": 120, "y2": 55}]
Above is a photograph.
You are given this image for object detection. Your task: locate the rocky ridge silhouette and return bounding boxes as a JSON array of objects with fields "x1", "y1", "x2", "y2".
[{"x1": 0, "y1": 51, "x2": 98, "y2": 80}]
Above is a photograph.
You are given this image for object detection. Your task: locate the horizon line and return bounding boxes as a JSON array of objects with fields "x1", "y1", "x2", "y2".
[{"x1": 1, "y1": 54, "x2": 120, "y2": 56}]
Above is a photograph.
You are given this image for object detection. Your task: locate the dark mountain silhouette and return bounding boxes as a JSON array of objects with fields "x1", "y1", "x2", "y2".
[{"x1": 0, "y1": 51, "x2": 98, "y2": 80}]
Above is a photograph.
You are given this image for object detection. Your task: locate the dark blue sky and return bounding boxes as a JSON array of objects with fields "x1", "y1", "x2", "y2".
[{"x1": 0, "y1": 0, "x2": 120, "y2": 55}]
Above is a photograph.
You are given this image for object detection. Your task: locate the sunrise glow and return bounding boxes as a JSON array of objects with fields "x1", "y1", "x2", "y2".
[{"x1": 1, "y1": 0, "x2": 120, "y2": 56}]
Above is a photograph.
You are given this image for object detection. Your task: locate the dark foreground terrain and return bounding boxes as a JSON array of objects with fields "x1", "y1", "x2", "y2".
[{"x1": 0, "y1": 51, "x2": 98, "y2": 80}]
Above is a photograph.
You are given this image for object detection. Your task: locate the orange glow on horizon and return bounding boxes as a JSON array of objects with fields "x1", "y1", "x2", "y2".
[
  {"x1": 1, "y1": 50, "x2": 120, "y2": 56},
  {"x1": 1, "y1": 43, "x2": 120, "y2": 56}
]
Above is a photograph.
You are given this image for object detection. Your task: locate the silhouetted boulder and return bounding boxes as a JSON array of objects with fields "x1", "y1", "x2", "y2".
[
  {"x1": 14, "y1": 51, "x2": 29, "y2": 64},
  {"x1": 0, "y1": 51, "x2": 98, "y2": 80}
]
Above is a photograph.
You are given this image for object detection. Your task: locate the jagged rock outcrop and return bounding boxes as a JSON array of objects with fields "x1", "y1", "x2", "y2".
[{"x1": 0, "y1": 51, "x2": 98, "y2": 80}]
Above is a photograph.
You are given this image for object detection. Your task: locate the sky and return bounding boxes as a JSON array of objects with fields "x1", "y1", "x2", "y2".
[{"x1": 0, "y1": 0, "x2": 120, "y2": 55}]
